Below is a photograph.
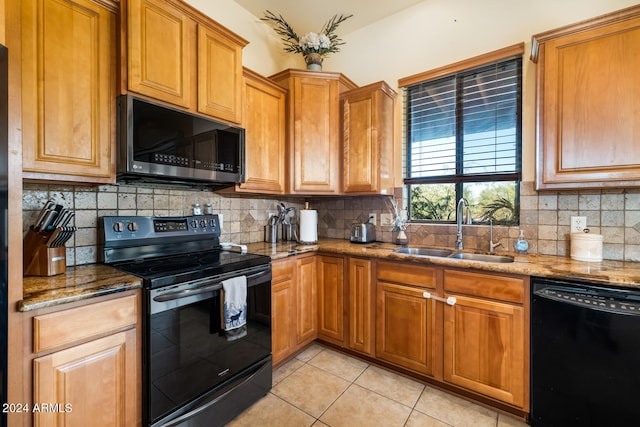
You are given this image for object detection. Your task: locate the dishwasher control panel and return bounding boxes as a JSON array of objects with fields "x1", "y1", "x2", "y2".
[{"x1": 536, "y1": 287, "x2": 640, "y2": 314}]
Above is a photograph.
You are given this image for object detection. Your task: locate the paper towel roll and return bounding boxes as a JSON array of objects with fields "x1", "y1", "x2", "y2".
[{"x1": 299, "y1": 210, "x2": 318, "y2": 243}]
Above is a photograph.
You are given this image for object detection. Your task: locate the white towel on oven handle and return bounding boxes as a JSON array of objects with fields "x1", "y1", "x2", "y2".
[{"x1": 222, "y1": 275, "x2": 247, "y2": 331}]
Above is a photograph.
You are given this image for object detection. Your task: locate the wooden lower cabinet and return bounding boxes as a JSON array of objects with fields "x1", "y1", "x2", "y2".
[
  {"x1": 347, "y1": 257, "x2": 373, "y2": 356},
  {"x1": 31, "y1": 292, "x2": 139, "y2": 426},
  {"x1": 33, "y1": 330, "x2": 137, "y2": 427},
  {"x1": 375, "y1": 261, "x2": 439, "y2": 377},
  {"x1": 317, "y1": 255, "x2": 345, "y2": 346},
  {"x1": 442, "y1": 270, "x2": 528, "y2": 410},
  {"x1": 274, "y1": 254, "x2": 530, "y2": 413},
  {"x1": 271, "y1": 255, "x2": 318, "y2": 365},
  {"x1": 271, "y1": 258, "x2": 297, "y2": 365},
  {"x1": 296, "y1": 255, "x2": 317, "y2": 345}
]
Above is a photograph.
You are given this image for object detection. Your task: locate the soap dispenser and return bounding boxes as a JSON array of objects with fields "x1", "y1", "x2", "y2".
[{"x1": 514, "y1": 229, "x2": 529, "y2": 254}]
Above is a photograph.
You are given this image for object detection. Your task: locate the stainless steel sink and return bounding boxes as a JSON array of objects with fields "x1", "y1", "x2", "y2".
[
  {"x1": 448, "y1": 253, "x2": 515, "y2": 263},
  {"x1": 393, "y1": 247, "x2": 453, "y2": 257},
  {"x1": 393, "y1": 247, "x2": 515, "y2": 263}
]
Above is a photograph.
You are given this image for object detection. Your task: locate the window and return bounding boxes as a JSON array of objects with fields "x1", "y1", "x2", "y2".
[{"x1": 400, "y1": 45, "x2": 523, "y2": 225}]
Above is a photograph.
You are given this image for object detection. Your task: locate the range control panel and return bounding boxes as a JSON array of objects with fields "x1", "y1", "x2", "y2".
[{"x1": 102, "y1": 215, "x2": 220, "y2": 243}]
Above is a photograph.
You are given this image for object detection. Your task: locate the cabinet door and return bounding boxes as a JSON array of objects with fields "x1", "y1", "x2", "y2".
[
  {"x1": 348, "y1": 258, "x2": 373, "y2": 355},
  {"x1": 296, "y1": 256, "x2": 317, "y2": 345},
  {"x1": 443, "y1": 295, "x2": 525, "y2": 408},
  {"x1": 342, "y1": 82, "x2": 395, "y2": 195},
  {"x1": 127, "y1": 0, "x2": 193, "y2": 108},
  {"x1": 197, "y1": 24, "x2": 243, "y2": 123},
  {"x1": 271, "y1": 259, "x2": 296, "y2": 365},
  {"x1": 238, "y1": 69, "x2": 286, "y2": 194},
  {"x1": 33, "y1": 329, "x2": 137, "y2": 427},
  {"x1": 376, "y1": 281, "x2": 436, "y2": 376},
  {"x1": 317, "y1": 255, "x2": 344, "y2": 345},
  {"x1": 21, "y1": 0, "x2": 116, "y2": 181},
  {"x1": 533, "y1": 9, "x2": 640, "y2": 189},
  {"x1": 291, "y1": 76, "x2": 341, "y2": 194}
]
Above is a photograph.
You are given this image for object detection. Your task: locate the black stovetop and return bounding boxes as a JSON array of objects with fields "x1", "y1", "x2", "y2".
[
  {"x1": 112, "y1": 249, "x2": 271, "y2": 289},
  {"x1": 101, "y1": 215, "x2": 271, "y2": 289}
]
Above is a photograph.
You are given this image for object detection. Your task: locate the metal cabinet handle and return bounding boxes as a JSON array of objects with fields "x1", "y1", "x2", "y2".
[{"x1": 422, "y1": 291, "x2": 457, "y2": 306}]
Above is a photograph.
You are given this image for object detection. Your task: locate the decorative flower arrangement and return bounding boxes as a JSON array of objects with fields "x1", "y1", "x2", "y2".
[
  {"x1": 262, "y1": 10, "x2": 353, "y2": 70},
  {"x1": 389, "y1": 199, "x2": 407, "y2": 232}
]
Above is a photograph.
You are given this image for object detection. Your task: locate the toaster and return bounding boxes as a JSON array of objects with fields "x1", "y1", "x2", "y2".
[{"x1": 350, "y1": 223, "x2": 376, "y2": 243}]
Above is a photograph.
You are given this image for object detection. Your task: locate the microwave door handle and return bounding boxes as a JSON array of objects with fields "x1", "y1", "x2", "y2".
[{"x1": 152, "y1": 269, "x2": 271, "y2": 302}]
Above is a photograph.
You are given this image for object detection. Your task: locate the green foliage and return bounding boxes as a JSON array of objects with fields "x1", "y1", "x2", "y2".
[
  {"x1": 261, "y1": 11, "x2": 352, "y2": 56},
  {"x1": 409, "y1": 182, "x2": 519, "y2": 225},
  {"x1": 410, "y1": 184, "x2": 456, "y2": 221}
]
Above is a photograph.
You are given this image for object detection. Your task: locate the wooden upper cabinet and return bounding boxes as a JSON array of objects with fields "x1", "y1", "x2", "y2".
[
  {"x1": 237, "y1": 68, "x2": 287, "y2": 194},
  {"x1": 197, "y1": 24, "x2": 243, "y2": 123},
  {"x1": 271, "y1": 69, "x2": 358, "y2": 194},
  {"x1": 531, "y1": 5, "x2": 640, "y2": 189},
  {"x1": 126, "y1": 0, "x2": 193, "y2": 108},
  {"x1": 21, "y1": 0, "x2": 117, "y2": 182},
  {"x1": 123, "y1": 0, "x2": 247, "y2": 123},
  {"x1": 342, "y1": 81, "x2": 396, "y2": 195}
]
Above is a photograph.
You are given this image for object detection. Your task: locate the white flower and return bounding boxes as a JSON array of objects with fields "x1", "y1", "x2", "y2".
[
  {"x1": 300, "y1": 32, "x2": 321, "y2": 52},
  {"x1": 319, "y1": 34, "x2": 331, "y2": 49}
]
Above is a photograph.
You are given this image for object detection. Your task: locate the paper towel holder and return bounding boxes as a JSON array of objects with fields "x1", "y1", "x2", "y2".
[{"x1": 297, "y1": 201, "x2": 318, "y2": 244}]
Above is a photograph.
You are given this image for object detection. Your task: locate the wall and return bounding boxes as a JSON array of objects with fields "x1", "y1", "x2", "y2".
[{"x1": 23, "y1": 0, "x2": 640, "y2": 264}]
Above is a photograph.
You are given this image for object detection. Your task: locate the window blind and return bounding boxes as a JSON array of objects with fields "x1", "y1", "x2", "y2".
[{"x1": 407, "y1": 58, "x2": 521, "y2": 181}]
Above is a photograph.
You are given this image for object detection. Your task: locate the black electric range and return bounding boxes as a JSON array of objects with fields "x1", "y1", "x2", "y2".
[{"x1": 101, "y1": 215, "x2": 273, "y2": 427}]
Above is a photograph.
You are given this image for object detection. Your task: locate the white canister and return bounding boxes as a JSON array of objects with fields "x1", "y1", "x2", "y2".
[{"x1": 570, "y1": 232, "x2": 603, "y2": 262}]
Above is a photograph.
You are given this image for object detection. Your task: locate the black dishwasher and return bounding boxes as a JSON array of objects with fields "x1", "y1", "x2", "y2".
[{"x1": 530, "y1": 276, "x2": 640, "y2": 426}]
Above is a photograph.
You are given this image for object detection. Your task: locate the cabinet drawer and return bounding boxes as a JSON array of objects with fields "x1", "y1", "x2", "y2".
[
  {"x1": 272, "y1": 258, "x2": 295, "y2": 283},
  {"x1": 33, "y1": 294, "x2": 138, "y2": 353},
  {"x1": 444, "y1": 270, "x2": 525, "y2": 304},
  {"x1": 376, "y1": 261, "x2": 436, "y2": 289}
]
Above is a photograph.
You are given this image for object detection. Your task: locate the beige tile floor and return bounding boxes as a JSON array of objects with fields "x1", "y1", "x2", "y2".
[{"x1": 228, "y1": 344, "x2": 529, "y2": 427}]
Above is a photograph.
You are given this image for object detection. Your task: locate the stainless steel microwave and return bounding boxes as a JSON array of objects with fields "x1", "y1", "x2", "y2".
[{"x1": 117, "y1": 95, "x2": 245, "y2": 188}]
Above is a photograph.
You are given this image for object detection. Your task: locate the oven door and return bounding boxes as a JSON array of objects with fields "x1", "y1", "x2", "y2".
[{"x1": 145, "y1": 265, "x2": 271, "y2": 426}]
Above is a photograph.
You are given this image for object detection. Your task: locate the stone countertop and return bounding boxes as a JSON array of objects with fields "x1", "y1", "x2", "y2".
[
  {"x1": 20, "y1": 264, "x2": 143, "y2": 312},
  {"x1": 21, "y1": 238, "x2": 640, "y2": 312},
  {"x1": 246, "y1": 239, "x2": 640, "y2": 289}
]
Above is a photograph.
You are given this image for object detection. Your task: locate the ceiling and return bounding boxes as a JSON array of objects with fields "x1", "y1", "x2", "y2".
[{"x1": 233, "y1": 0, "x2": 426, "y2": 35}]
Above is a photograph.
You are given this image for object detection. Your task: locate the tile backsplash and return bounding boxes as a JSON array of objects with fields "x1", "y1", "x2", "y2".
[
  {"x1": 22, "y1": 181, "x2": 640, "y2": 266},
  {"x1": 310, "y1": 182, "x2": 640, "y2": 262},
  {"x1": 22, "y1": 183, "x2": 304, "y2": 266}
]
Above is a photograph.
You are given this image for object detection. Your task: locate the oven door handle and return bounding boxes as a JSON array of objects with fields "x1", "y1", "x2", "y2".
[{"x1": 152, "y1": 269, "x2": 270, "y2": 303}]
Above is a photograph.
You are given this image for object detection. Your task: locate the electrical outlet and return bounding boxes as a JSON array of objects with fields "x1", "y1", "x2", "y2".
[
  {"x1": 218, "y1": 213, "x2": 224, "y2": 230},
  {"x1": 368, "y1": 213, "x2": 377, "y2": 226},
  {"x1": 381, "y1": 213, "x2": 394, "y2": 226},
  {"x1": 571, "y1": 216, "x2": 587, "y2": 233}
]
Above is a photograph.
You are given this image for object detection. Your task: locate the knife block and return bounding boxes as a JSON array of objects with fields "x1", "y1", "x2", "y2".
[{"x1": 23, "y1": 228, "x2": 67, "y2": 276}]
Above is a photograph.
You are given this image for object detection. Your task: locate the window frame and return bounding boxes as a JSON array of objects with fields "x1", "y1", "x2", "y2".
[{"x1": 398, "y1": 43, "x2": 524, "y2": 224}]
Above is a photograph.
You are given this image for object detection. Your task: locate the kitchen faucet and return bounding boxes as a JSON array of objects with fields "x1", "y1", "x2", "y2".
[
  {"x1": 489, "y1": 219, "x2": 503, "y2": 254},
  {"x1": 455, "y1": 198, "x2": 472, "y2": 250}
]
